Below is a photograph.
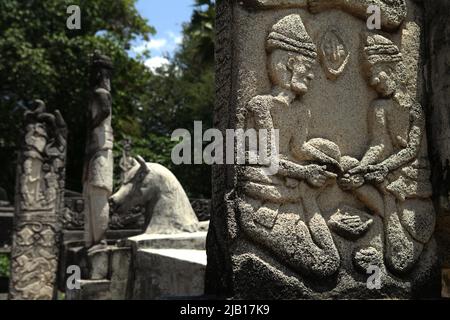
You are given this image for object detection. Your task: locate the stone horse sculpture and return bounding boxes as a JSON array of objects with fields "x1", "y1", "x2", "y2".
[{"x1": 109, "y1": 156, "x2": 201, "y2": 234}]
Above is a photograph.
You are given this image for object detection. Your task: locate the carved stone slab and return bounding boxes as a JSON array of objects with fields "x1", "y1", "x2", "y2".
[
  {"x1": 9, "y1": 101, "x2": 67, "y2": 300},
  {"x1": 206, "y1": 0, "x2": 439, "y2": 299}
]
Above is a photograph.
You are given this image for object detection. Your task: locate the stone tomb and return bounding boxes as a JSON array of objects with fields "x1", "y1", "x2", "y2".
[{"x1": 207, "y1": 0, "x2": 439, "y2": 299}]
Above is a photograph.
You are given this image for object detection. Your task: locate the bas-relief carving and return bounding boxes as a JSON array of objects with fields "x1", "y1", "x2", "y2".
[
  {"x1": 62, "y1": 197, "x2": 85, "y2": 229},
  {"x1": 239, "y1": 14, "x2": 340, "y2": 277},
  {"x1": 10, "y1": 100, "x2": 67, "y2": 300},
  {"x1": 242, "y1": 0, "x2": 407, "y2": 31},
  {"x1": 318, "y1": 27, "x2": 349, "y2": 80},
  {"x1": 341, "y1": 34, "x2": 435, "y2": 274},
  {"x1": 233, "y1": 1, "x2": 436, "y2": 297}
]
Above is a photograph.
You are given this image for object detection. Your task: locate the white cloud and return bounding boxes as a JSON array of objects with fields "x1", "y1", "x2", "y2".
[
  {"x1": 167, "y1": 31, "x2": 183, "y2": 45},
  {"x1": 132, "y1": 38, "x2": 168, "y2": 54},
  {"x1": 144, "y1": 56, "x2": 170, "y2": 73}
]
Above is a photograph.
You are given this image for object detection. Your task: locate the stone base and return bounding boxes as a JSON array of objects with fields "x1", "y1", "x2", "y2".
[
  {"x1": 58, "y1": 229, "x2": 141, "y2": 291},
  {"x1": 133, "y1": 248, "x2": 206, "y2": 300},
  {"x1": 64, "y1": 246, "x2": 132, "y2": 300},
  {"x1": 66, "y1": 280, "x2": 111, "y2": 300},
  {"x1": 123, "y1": 232, "x2": 207, "y2": 300}
]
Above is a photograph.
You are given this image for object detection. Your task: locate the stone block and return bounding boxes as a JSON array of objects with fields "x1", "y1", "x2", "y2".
[
  {"x1": 110, "y1": 248, "x2": 132, "y2": 300},
  {"x1": 66, "y1": 280, "x2": 111, "y2": 300},
  {"x1": 122, "y1": 231, "x2": 207, "y2": 252},
  {"x1": 132, "y1": 248, "x2": 206, "y2": 300}
]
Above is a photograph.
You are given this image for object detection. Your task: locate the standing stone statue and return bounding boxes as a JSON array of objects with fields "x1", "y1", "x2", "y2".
[
  {"x1": 119, "y1": 139, "x2": 137, "y2": 184},
  {"x1": 207, "y1": 0, "x2": 439, "y2": 299},
  {"x1": 9, "y1": 100, "x2": 67, "y2": 300},
  {"x1": 83, "y1": 52, "x2": 114, "y2": 250}
]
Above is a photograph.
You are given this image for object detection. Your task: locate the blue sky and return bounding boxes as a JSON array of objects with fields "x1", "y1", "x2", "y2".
[{"x1": 130, "y1": 0, "x2": 195, "y2": 71}]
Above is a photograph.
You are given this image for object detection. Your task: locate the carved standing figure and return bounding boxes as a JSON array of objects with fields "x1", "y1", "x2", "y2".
[
  {"x1": 340, "y1": 35, "x2": 435, "y2": 273},
  {"x1": 239, "y1": 14, "x2": 342, "y2": 277},
  {"x1": 119, "y1": 139, "x2": 137, "y2": 184},
  {"x1": 82, "y1": 52, "x2": 114, "y2": 250}
]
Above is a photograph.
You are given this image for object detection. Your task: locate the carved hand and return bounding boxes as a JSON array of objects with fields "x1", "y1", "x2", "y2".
[
  {"x1": 339, "y1": 173, "x2": 364, "y2": 191},
  {"x1": 363, "y1": 164, "x2": 389, "y2": 184},
  {"x1": 305, "y1": 164, "x2": 337, "y2": 188}
]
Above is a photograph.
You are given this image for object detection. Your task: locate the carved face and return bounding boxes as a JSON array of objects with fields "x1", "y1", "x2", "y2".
[
  {"x1": 23, "y1": 159, "x2": 33, "y2": 175},
  {"x1": 367, "y1": 62, "x2": 398, "y2": 97},
  {"x1": 269, "y1": 50, "x2": 315, "y2": 96},
  {"x1": 287, "y1": 55, "x2": 315, "y2": 95},
  {"x1": 74, "y1": 199, "x2": 84, "y2": 213}
]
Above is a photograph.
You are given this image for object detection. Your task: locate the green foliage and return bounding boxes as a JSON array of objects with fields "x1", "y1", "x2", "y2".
[
  {"x1": 137, "y1": 0, "x2": 215, "y2": 197},
  {"x1": 0, "y1": 0, "x2": 154, "y2": 197},
  {"x1": 0, "y1": 0, "x2": 216, "y2": 199},
  {"x1": 0, "y1": 254, "x2": 10, "y2": 278}
]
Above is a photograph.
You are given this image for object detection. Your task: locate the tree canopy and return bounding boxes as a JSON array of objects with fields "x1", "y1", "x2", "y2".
[{"x1": 0, "y1": 0, "x2": 215, "y2": 200}]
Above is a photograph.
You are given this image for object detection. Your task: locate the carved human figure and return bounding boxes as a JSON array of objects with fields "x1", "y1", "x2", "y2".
[
  {"x1": 340, "y1": 35, "x2": 435, "y2": 273},
  {"x1": 43, "y1": 164, "x2": 58, "y2": 208},
  {"x1": 82, "y1": 52, "x2": 114, "y2": 250},
  {"x1": 239, "y1": 14, "x2": 341, "y2": 277},
  {"x1": 119, "y1": 139, "x2": 137, "y2": 184},
  {"x1": 20, "y1": 159, "x2": 41, "y2": 207},
  {"x1": 21, "y1": 119, "x2": 49, "y2": 208}
]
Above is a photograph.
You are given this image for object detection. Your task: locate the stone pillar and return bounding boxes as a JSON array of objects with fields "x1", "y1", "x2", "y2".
[
  {"x1": 9, "y1": 100, "x2": 67, "y2": 300},
  {"x1": 206, "y1": 0, "x2": 440, "y2": 299}
]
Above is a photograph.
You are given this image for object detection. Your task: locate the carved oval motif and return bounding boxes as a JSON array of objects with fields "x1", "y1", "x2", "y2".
[{"x1": 319, "y1": 27, "x2": 350, "y2": 81}]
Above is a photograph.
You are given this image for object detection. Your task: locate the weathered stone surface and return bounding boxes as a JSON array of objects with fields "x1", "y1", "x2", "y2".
[
  {"x1": 87, "y1": 247, "x2": 110, "y2": 280},
  {"x1": 66, "y1": 279, "x2": 111, "y2": 300},
  {"x1": 206, "y1": 0, "x2": 439, "y2": 299},
  {"x1": 9, "y1": 100, "x2": 67, "y2": 300},
  {"x1": 110, "y1": 248, "x2": 132, "y2": 300},
  {"x1": 133, "y1": 248, "x2": 206, "y2": 300}
]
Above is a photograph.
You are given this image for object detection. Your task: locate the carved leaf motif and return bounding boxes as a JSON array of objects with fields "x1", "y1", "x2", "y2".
[{"x1": 319, "y1": 28, "x2": 350, "y2": 80}]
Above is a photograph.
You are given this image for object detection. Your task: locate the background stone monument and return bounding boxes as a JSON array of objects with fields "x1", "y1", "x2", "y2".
[
  {"x1": 207, "y1": 0, "x2": 439, "y2": 299},
  {"x1": 9, "y1": 100, "x2": 67, "y2": 300},
  {"x1": 83, "y1": 51, "x2": 114, "y2": 250}
]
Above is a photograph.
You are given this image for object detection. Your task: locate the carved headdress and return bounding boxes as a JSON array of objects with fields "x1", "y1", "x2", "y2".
[
  {"x1": 92, "y1": 50, "x2": 113, "y2": 70},
  {"x1": 364, "y1": 35, "x2": 402, "y2": 65},
  {"x1": 266, "y1": 14, "x2": 317, "y2": 60}
]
